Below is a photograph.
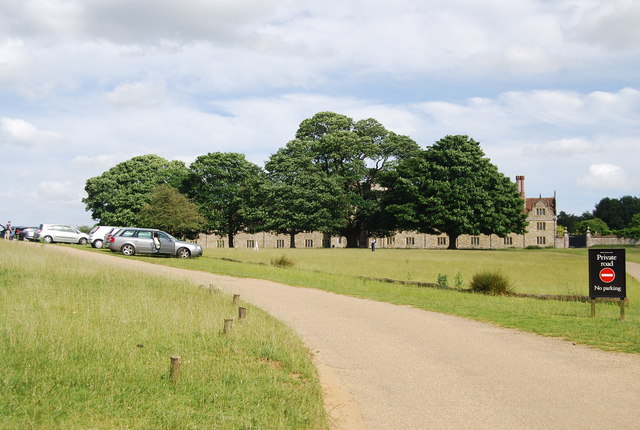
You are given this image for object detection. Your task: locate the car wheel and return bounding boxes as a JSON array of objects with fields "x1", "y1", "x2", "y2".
[
  {"x1": 121, "y1": 244, "x2": 135, "y2": 256},
  {"x1": 93, "y1": 240, "x2": 103, "y2": 249},
  {"x1": 177, "y1": 247, "x2": 191, "y2": 258},
  {"x1": 43, "y1": 236, "x2": 53, "y2": 244},
  {"x1": 78, "y1": 237, "x2": 88, "y2": 245}
]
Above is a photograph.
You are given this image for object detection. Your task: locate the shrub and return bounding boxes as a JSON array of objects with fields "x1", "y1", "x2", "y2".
[
  {"x1": 271, "y1": 255, "x2": 294, "y2": 268},
  {"x1": 437, "y1": 273, "x2": 449, "y2": 288},
  {"x1": 470, "y1": 271, "x2": 513, "y2": 295},
  {"x1": 454, "y1": 272, "x2": 464, "y2": 288}
]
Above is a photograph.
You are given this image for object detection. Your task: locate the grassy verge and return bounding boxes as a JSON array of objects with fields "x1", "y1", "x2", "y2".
[
  {"x1": 0, "y1": 241, "x2": 328, "y2": 429},
  {"x1": 90, "y1": 246, "x2": 640, "y2": 354}
]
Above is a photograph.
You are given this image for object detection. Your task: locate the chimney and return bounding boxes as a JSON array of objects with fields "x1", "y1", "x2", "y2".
[{"x1": 516, "y1": 175, "x2": 525, "y2": 199}]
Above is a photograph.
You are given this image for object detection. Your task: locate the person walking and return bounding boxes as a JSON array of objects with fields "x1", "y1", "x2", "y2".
[{"x1": 3, "y1": 221, "x2": 11, "y2": 240}]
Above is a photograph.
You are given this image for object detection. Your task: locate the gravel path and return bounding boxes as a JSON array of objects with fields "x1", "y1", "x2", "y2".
[{"x1": 51, "y1": 246, "x2": 640, "y2": 430}]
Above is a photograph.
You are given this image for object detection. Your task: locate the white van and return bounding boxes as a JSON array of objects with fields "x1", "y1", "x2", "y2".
[
  {"x1": 33, "y1": 224, "x2": 89, "y2": 245},
  {"x1": 88, "y1": 226, "x2": 119, "y2": 248}
]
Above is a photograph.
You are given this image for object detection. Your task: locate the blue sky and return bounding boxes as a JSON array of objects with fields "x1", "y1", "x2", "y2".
[{"x1": 1, "y1": 0, "x2": 639, "y2": 227}]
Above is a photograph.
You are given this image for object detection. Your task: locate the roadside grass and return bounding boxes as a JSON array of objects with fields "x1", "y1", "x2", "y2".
[
  {"x1": 0, "y1": 241, "x2": 328, "y2": 429},
  {"x1": 92, "y1": 245, "x2": 640, "y2": 354}
]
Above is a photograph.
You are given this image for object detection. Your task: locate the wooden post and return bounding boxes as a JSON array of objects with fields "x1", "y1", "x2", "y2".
[
  {"x1": 590, "y1": 299, "x2": 596, "y2": 317},
  {"x1": 170, "y1": 356, "x2": 181, "y2": 384},
  {"x1": 233, "y1": 294, "x2": 240, "y2": 304},
  {"x1": 620, "y1": 299, "x2": 625, "y2": 321},
  {"x1": 239, "y1": 307, "x2": 246, "y2": 320},
  {"x1": 224, "y1": 318, "x2": 234, "y2": 334}
]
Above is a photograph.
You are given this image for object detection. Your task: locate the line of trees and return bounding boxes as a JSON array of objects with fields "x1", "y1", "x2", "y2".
[
  {"x1": 83, "y1": 112, "x2": 530, "y2": 248},
  {"x1": 558, "y1": 195, "x2": 640, "y2": 239}
]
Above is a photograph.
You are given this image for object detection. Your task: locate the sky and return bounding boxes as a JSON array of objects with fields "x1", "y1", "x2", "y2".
[{"x1": 1, "y1": 0, "x2": 639, "y2": 228}]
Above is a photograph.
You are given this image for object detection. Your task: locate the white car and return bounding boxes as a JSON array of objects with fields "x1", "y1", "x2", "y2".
[
  {"x1": 33, "y1": 224, "x2": 89, "y2": 245},
  {"x1": 88, "y1": 225, "x2": 119, "y2": 248}
]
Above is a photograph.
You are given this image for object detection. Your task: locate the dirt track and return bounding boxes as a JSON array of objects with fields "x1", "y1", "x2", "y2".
[{"x1": 50, "y1": 246, "x2": 640, "y2": 430}]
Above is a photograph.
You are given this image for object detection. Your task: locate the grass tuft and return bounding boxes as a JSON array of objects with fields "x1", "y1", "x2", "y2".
[
  {"x1": 271, "y1": 255, "x2": 294, "y2": 268},
  {"x1": 470, "y1": 271, "x2": 513, "y2": 295}
]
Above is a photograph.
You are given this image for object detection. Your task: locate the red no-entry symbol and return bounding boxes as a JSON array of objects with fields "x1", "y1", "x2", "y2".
[{"x1": 599, "y1": 268, "x2": 615, "y2": 283}]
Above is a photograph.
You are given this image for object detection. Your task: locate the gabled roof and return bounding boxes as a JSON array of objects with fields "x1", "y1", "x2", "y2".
[{"x1": 524, "y1": 197, "x2": 556, "y2": 214}]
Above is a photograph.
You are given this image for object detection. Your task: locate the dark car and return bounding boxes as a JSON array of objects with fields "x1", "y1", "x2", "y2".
[{"x1": 14, "y1": 226, "x2": 38, "y2": 241}]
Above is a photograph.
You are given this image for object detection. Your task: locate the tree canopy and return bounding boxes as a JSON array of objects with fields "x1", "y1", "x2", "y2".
[
  {"x1": 83, "y1": 154, "x2": 189, "y2": 226},
  {"x1": 258, "y1": 144, "x2": 348, "y2": 247},
  {"x1": 291, "y1": 111, "x2": 420, "y2": 247},
  {"x1": 184, "y1": 152, "x2": 261, "y2": 247},
  {"x1": 138, "y1": 184, "x2": 206, "y2": 239},
  {"x1": 593, "y1": 196, "x2": 640, "y2": 230},
  {"x1": 381, "y1": 135, "x2": 527, "y2": 249}
]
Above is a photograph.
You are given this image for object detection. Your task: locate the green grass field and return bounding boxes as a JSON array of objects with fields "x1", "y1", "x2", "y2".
[
  {"x1": 0, "y1": 241, "x2": 328, "y2": 429},
  {"x1": 112, "y1": 245, "x2": 640, "y2": 354}
]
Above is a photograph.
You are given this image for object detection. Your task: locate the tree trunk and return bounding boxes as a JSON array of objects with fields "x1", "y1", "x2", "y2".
[
  {"x1": 345, "y1": 232, "x2": 359, "y2": 248},
  {"x1": 289, "y1": 232, "x2": 296, "y2": 248},
  {"x1": 228, "y1": 231, "x2": 235, "y2": 248},
  {"x1": 447, "y1": 233, "x2": 458, "y2": 249}
]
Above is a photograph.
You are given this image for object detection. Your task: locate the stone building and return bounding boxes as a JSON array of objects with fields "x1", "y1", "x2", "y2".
[{"x1": 197, "y1": 175, "x2": 558, "y2": 249}]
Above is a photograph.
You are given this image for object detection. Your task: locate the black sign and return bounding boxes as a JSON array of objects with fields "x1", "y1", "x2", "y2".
[{"x1": 589, "y1": 249, "x2": 626, "y2": 299}]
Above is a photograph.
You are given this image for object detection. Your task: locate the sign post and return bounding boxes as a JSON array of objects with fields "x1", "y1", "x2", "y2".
[{"x1": 588, "y1": 249, "x2": 626, "y2": 320}]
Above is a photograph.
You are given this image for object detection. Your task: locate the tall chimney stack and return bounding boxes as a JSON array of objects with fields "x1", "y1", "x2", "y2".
[{"x1": 516, "y1": 175, "x2": 525, "y2": 199}]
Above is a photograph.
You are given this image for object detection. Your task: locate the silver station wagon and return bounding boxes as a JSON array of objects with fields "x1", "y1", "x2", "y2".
[{"x1": 106, "y1": 227, "x2": 203, "y2": 258}]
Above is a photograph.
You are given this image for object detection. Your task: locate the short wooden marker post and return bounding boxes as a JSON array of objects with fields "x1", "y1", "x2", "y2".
[
  {"x1": 170, "y1": 356, "x2": 181, "y2": 384},
  {"x1": 224, "y1": 318, "x2": 234, "y2": 334},
  {"x1": 619, "y1": 299, "x2": 625, "y2": 321},
  {"x1": 238, "y1": 306, "x2": 246, "y2": 321},
  {"x1": 233, "y1": 294, "x2": 240, "y2": 304},
  {"x1": 590, "y1": 299, "x2": 596, "y2": 318}
]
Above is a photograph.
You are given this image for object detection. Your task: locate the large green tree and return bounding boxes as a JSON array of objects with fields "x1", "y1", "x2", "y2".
[
  {"x1": 593, "y1": 196, "x2": 640, "y2": 230},
  {"x1": 83, "y1": 154, "x2": 189, "y2": 226},
  {"x1": 380, "y1": 135, "x2": 527, "y2": 249},
  {"x1": 184, "y1": 152, "x2": 261, "y2": 247},
  {"x1": 290, "y1": 111, "x2": 420, "y2": 247},
  {"x1": 138, "y1": 184, "x2": 206, "y2": 239},
  {"x1": 258, "y1": 144, "x2": 348, "y2": 247}
]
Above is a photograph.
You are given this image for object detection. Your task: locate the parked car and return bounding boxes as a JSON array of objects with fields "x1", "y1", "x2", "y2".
[
  {"x1": 23, "y1": 227, "x2": 39, "y2": 241},
  {"x1": 107, "y1": 227, "x2": 203, "y2": 258},
  {"x1": 15, "y1": 226, "x2": 38, "y2": 241},
  {"x1": 88, "y1": 225, "x2": 119, "y2": 248},
  {"x1": 33, "y1": 224, "x2": 89, "y2": 245}
]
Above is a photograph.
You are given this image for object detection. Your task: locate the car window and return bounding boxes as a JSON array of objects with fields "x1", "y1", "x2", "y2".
[
  {"x1": 158, "y1": 232, "x2": 172, "y2": 241},
  {"x1": 121, "y1": 230, "x2": 136, "y2": 237},
  {"x1": 136, "y1": 231, "x2": 152, "y2": 239}
]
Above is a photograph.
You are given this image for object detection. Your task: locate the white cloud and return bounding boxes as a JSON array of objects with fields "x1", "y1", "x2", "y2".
[
  {"x1": 0, "y1": 117, "x2": 61, "y2": 147},
  {"x1": 525, "y1": 138, "x2": 601, "y2": 158},
  {"x1": 577, "y1": 164, "x2": 633, "y2": 190},
  {"x1": 29, "y1": 180, "x2": 83, "y2": 204},
  {"x1": 570, "y1": 0, "x2": 640, "y2": 51},
  {"x1": 107, "y1": 81, "x2": 166, "y2": 108}
]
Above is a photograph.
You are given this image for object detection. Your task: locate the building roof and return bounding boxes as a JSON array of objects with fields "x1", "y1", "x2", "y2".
[{"x1": 524, "y1": 197, "x2": 556, "y2": 214}]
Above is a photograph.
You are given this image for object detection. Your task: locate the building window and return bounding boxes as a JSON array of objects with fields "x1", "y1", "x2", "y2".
[
  {"x1": 536, "y1": 207, "x2": 546, "y2": 216},
  {"x1": 387, "y1": 237, "x2": 395, "y2": 245},
  {"x1": 438, "y1": 237, "x2": 447, "y2": 246},
  {"x1": 406, "y1": 237, "x2": 415, "y2": 246},
  {"x1": 305, "y1": 239, "x2": 313, "y2": 248},
  {"x1": 276, "y1": 239, "x2": 285, "y2": 248},
  {"x1": 338, "y1": 237, "x2": 342, "y2": 244},
  {"x1": 537, "y1": 222, "x2": 546, "y2": 231},
  {"x1": 504, "y1": 237, "x2": 513, "y2": 245},
  {"x1": 247, "y1": 240, "x2": 255, "y2": 249},
  {"x1": 537, "y1": 236, "x2": 546, "y2": 245},
  {"x1": 216, "y1": 240, "x2": 225, "y2": 248},
  {"x1": 471, "y1": 236, "x2": 480, "y2": 245}
]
